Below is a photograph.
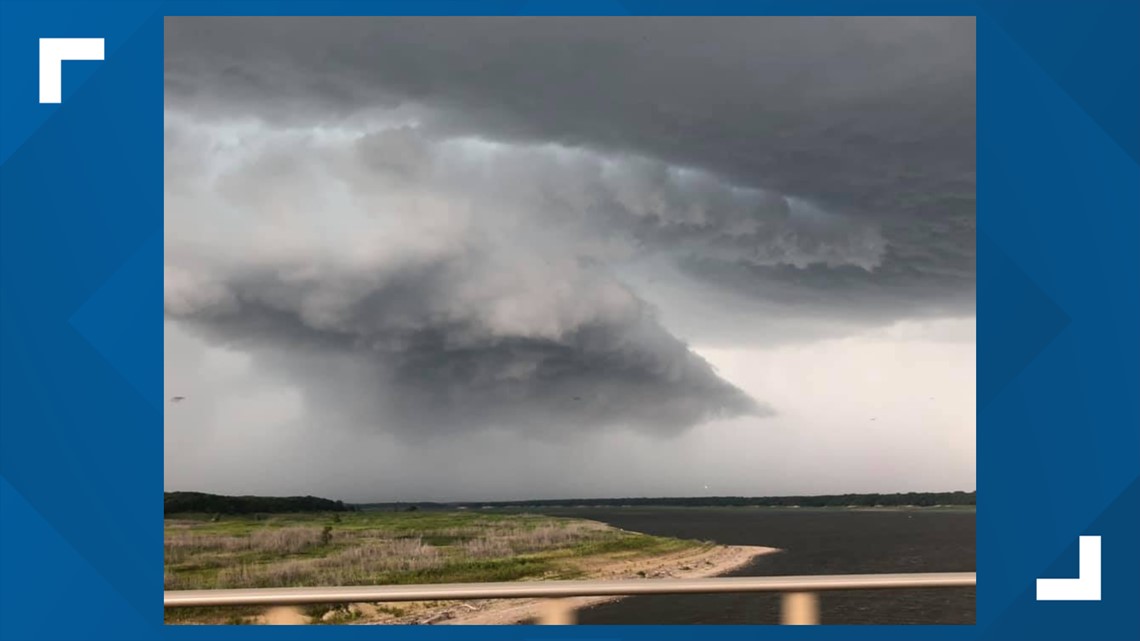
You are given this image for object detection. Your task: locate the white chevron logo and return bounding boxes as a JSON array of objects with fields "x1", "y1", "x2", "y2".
[
  {"x1": 1036, "y1": 535, "x2": 1101, "y2": 601},
  {"x1": 39, "y1": 38, "x2": 104, "y2": 104}
]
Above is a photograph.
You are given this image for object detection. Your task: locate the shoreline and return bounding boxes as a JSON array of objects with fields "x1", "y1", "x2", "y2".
[
  {"x1": 437, "y1": 543, "x2": 777, "y2": 625},
  {"x1": 255, "y1": 542, "x2": 778, "y2": 625},
  {"x1": 245, "y1": 520, "x2": 780, "y2": 626},
  {"x1": 316, "y1": 538, "x2": 779, "y2": 625}
]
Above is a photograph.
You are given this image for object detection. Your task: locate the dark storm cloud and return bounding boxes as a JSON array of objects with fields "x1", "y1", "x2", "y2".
[
  {"x1": 165, "y1": 16, "x2": 976, "y2": 319},
  {"x1": 678, "y1": 212, "x2": 975, "y2": 325},
  {"x1": 167, "y1": 257, "x2": 766, "y2": 438},
  {"x1": 164, "y1": 17, "x2": 975, "y2": 439}
]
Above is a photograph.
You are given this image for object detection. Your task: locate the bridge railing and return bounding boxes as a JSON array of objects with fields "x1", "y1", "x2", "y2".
[{"x1": 164, "y1": 571, "x2": 976, "y2": 625}]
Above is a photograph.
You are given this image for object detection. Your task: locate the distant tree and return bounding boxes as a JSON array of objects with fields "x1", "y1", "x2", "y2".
[{"x1": 164, "y1": 491, "x2": 353, "y2": 515}]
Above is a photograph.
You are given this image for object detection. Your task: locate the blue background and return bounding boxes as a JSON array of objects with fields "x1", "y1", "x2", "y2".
[{"x1": 1, "y1": 1, "x2": 1137, "y2": 639}]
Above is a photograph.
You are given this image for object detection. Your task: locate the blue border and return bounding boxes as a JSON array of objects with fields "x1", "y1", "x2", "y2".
[{"x1": 2, "y1": 2, "x2": 1137, "y2": 640}]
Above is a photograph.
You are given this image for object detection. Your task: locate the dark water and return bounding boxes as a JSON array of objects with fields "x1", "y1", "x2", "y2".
[{"x1": 534, "y1": 507, "x2": 975, "y2": 625}]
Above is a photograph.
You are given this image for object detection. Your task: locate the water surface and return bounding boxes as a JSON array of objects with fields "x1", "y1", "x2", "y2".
[{"x1": 532, "y1": 507, "x2": 975, "y2": 625}]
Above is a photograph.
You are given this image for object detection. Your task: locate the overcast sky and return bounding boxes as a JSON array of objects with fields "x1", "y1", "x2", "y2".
[{"x1": 164, "y1": 17, "x2": 975, "y2": 502}]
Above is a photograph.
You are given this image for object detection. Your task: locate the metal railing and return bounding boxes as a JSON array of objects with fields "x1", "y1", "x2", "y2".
[{"x1": 164, "y1": 571, "x2": 975, "y2": 625}]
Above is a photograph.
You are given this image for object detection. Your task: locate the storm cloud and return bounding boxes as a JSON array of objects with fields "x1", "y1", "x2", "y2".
[
  {"x1": 166, "y1": 16, "x2": 974, "y2": 313},
  {"x1": 164, "y1": 17, "x2": 975, "y2": 493}
]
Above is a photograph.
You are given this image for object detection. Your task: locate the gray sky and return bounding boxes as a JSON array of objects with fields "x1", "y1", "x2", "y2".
[{"x1": 164, "y1": 17, "x2": 975, "y2": 502}]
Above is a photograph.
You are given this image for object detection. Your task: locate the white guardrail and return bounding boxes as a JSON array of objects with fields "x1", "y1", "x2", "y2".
[{"x1": 164, "y1": 571, "x2": 976, "y2": 625}]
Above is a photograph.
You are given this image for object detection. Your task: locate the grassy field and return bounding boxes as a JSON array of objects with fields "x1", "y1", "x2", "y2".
[{"x1": 164, "y1": 510, "x2": 702, "y2": 624}]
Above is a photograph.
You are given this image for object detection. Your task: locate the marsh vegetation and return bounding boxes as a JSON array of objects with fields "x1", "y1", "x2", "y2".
[{"x1": 164, "y1": 510, "x2": 702, "y2": 624}]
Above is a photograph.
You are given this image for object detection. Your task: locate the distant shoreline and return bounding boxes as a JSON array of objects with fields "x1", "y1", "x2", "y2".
[
  {"x1": 356, "y1": 491, "x2": 977, "y2": 512},
  {"x1": 542, "y1": 503, "x2": 978, "y2": 509},
  {"x1": 164, "y1": 490, "x2": 976, "y2": 517}
]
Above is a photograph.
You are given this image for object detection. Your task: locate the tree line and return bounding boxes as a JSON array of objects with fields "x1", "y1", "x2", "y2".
[
  {"x1": 164, "y1": 491, "x2": 353, "y2": 515},
  {"x1": 165, "y1": 490, "x2": 974, "y2": 514},
  {"x1": 356, "y1": 491, "x2": 976, "y2": 511}
]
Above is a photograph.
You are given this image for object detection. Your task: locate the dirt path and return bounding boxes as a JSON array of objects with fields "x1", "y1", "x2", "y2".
[{"x1": 258, "y1": 606, "x2": 310, "y2": 625}]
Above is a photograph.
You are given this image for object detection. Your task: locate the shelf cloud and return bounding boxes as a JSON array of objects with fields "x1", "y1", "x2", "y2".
[{"x1": 164, "y1": 17, "x2": 974, "y2": 494}]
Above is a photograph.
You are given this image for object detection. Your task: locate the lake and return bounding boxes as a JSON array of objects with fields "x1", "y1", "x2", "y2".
[{"x1": 530, "y1": 507, "x2": 975, "y2": 625}]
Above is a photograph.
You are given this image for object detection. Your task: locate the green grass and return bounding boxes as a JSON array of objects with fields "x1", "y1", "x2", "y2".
[
  {"x1": 388, "y1": 556, "x2": 559, "y2": 583},
  {"x1": 165, "y1": 510, "x2": 702, "y2": 623},
  {"x1": 567, "y1": 532, "x2": 697, "y2": 557},
  {"x1": 164, "y1": 606, "x2": 264, "y2": 625}
]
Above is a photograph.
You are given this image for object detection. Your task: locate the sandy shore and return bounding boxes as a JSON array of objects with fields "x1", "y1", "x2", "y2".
[
  {"x1": 436, "y1": 543, "x2": 778, "y2": 625},
  {"x1": 256, "y1": 536, "x2": 780, "y2": 625}
]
